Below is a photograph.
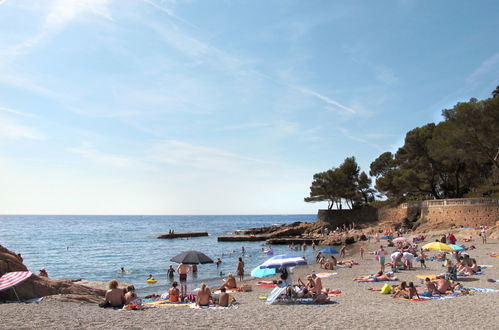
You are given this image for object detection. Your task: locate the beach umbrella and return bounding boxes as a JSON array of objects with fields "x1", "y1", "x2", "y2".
[
  {"x1": 0, "y1": 271, "x2": 32, "y2": 301},
  {"x1": 392, "y1": 237, "x2": 409, "y2": 243},
  {"x1": 422, "y1": 242, "x2": 453, "y2": 252},
  {"x1": 170, "y1": 250, "x2": 213, "y2": 264},
  {"x1": 259, "y1": 254, "x2": 307, "y2": 269},
  {"x1": 448, "y1": 244, "x2": 465, "y2": 252},
  {"x1": 251, "y1": 265, "x2": 276, "y2": 278},
  {"x1": 320, "y1": 247, "x2": 339, "y2": 254}
]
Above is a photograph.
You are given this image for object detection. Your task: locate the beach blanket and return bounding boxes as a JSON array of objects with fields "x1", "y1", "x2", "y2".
[
  {"x1": 144, "y1": 299, "x2": 192, "y2": 307},
  {"x1": 416, "y1": 274, "x2": 438, "y2": 280},
  {"x1": 285, "y1": 299, "x2": 339, "y2": 305},
  {"x1": 469, "y1": 288, "x2": 499, "y2": 293},
  {"x1": 257, "y1": 283, "x2": 277, "y2": 288},
  {"x1": 357, "y1": 280, "x2": 397, "y2": 283},
  {"x1": 316, "y1": 272, "x2": 338, "y2": 278},
  {"x1": 395, "y1": 297, "x2": 432, "y2": 302},
  {"x1": 190, "y1": 304, "x2": 237, "y2": 309},
  {"x1": 213, "y1": 288, "x2": 241, "y2": 294},
  {"x1": 457, "y1": 272, "x2": 484, "y2": 276}
]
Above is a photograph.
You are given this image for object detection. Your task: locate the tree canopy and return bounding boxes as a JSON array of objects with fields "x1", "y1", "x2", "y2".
[
  {"x1": 306, "y1": 87, "x2": 499, "y2": 208},
  {"x1": 370, "y1": 93, "x2": 498, "y2": 202},
  {"x1": 304, "y1": 157, "x2": 375, "y2": 209}
]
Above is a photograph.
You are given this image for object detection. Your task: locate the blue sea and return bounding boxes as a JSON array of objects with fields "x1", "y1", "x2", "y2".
[{"x1": 0, "y1": 214, "x2": 317, "y2": 295}]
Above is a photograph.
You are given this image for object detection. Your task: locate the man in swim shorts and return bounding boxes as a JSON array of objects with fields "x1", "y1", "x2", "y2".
[{"x1": 177, "y1": 263, "x2": 192, "y2": 298}]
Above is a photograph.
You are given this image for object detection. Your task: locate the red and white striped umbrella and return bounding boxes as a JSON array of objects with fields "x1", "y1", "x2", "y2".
[{"x1": 0, "y1": 271, "x2": 32, "y2": 291}]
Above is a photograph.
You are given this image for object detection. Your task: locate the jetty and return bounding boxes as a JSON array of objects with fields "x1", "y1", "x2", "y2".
[
  {"x1": 157, "y1": 232, "x2": 208, "y2": 239},
  {"x1": 265, "y1": 237, "x2": 319, "y2": 245},
  {"x1": 217, "y1": 235, "x2": 268, "y2": 242}
]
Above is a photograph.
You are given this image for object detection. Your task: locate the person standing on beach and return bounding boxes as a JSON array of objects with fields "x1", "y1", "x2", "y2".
[
  {"x1": 376, "y1": 246, "x2": 387, "y2": 273},
  {"x1": 237, "y1": 257, "x2": 245, "y2": 281},
  {"x1": 359, "y1": 246, "x2": 364, "y2": 259},
  {"x1": 481, "y1": 228, "x2": 487, "y2": 244},
  {"x1": 177, "y1": 263, "x2": 191, "y2": 298},
  {"x1": 339, "y1": 245, "x2": 347, "y2": 259}
]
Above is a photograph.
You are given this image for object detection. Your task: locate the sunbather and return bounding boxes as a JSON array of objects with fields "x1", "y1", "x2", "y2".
[
  {"x1": 407, "y1": 282, "x2": 420, "y2": 299},
  {"x1": 196, "y1": 283, "x2": 211, "y2": 307},
  {"x1": 353, "y1": 271, "x2": 397, "y2": 282},
  {"x1": 218, "y1": 273, "x2": 237, "y2": 290},
  {"x1": 425, "y1": 277, "x2": 441, "y2": 296},
  {"x1": 392, "y1": 281, "x2": 408, "y2": 298}
]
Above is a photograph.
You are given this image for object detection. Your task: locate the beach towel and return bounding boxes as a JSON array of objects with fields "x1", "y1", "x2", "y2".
[
  {"x1": 469, "y1": 288, "x2": 499, "y2": 293},
  {"x1": 395, "y1": 297, "x2": 431, "y2": 302},
  {"x1": 257, "y1": 283, "x2": 277, "y2": 288},
  {"x1": 144, "y1": 299, "x2": 192, "y2": 307},
  {"x1": 416, "y1": 275, "x2": 438, "y2": 280},
  {"x1": 316, "y1": 272, "x2": 338, "y2": 278},
  {"x1": 457, "y1": 272, "x2": 484, "y2": 276},
  {"x1": 286, "y1": 298, "x2": 339, "y2": 305},
  {"x1": 357, "y1": 279, "x2": 397, "y2": 283},
  {"x1": 190, "y1": 304, "x2": 237, "y2": 309}
]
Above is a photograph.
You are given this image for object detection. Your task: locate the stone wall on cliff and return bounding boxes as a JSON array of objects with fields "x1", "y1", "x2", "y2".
[
  {"x1": 420, "y1": 198, "x2": 499, "y2": 228},
  {"x1": 315, "y1": 198, "x2": 498, "y2": 230}
]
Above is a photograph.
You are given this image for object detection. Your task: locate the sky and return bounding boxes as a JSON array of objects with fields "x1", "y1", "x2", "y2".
[{"x1": 0, "y1": 0, "x2": 498, "y2": 215}]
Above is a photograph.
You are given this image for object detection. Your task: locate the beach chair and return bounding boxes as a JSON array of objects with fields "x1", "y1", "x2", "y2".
[{"x1": 265, "y1": 284, "x2": 289, "y2": 305}]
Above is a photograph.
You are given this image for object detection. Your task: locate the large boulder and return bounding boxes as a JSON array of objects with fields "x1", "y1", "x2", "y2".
[{"x1": 0, "y1": 245, "x2": 105, "y2": 302}]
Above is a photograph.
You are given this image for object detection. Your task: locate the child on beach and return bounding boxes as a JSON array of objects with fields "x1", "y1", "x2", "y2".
[
  {"x1": 419, "y1": 249, "x2": 427, "y2": 269},
  {"x1": 407, "y1": 282, "x2": 419, "y2": 299},
  {"x1": 359, "y1": 246, "x2": 364, "y2": 259}
]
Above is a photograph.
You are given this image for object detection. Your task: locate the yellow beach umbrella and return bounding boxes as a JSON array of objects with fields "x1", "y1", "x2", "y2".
[{"x1": 422, "y1": 242, "x2": 453, "y2": 251}]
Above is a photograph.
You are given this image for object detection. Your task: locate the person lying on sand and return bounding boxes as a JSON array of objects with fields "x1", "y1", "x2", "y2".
[
  {"x1": 425, "y1": 277, "x2": 441, "y2": 296},
  {"x1": 353, "y1": 271, "x2": 397, "y2": 282},
  {"x1": 218, "y1": 273, "x2": 237, "y2": 290},
  {"x1": 338, "y1": 259, "x2": 357, "y2": 267}
]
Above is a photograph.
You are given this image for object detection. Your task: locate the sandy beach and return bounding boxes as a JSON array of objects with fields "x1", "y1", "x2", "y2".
[{"x1": 2, "y1": 238, "x2": 498, "y2": 330}]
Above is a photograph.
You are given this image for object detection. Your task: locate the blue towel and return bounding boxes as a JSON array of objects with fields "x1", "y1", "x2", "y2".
[{"x1": 470, "y1": 288, "x2": 499, "y2": 293}]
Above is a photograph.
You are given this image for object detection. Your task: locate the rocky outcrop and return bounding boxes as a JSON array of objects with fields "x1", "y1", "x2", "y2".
[{"x1": 0, "y1": 245, "x2": 105, "y2": 302}]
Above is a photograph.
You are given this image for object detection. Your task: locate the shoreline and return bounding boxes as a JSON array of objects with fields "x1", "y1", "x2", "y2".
[{"x1": 2, "y1": 238, "x2": 498, "y2": 329}]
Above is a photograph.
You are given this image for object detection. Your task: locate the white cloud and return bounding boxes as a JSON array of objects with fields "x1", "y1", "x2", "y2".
[
  {"x1": 68, "y1": 141, "x2": 138, "y2": 168},
  {"x1": 0, "y1": 115, "x2": 46, "y2": 140},
  {"x1": 148, "y1": 139, "x2": 270, "y2": 172},
  {"x1": 467, "y1": 53, "x2": 499, "y2": 83},
  {"x1": 8, "y1": 0, "x2": 112, "y2": 52},
  {"x1": 296, "y1": 87, "x2": 358, "y2": 114}
]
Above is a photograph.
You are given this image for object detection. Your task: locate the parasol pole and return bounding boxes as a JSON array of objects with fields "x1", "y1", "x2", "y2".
[{"x1": 12, "y1": 286, "x2": 21, "y2": 302}]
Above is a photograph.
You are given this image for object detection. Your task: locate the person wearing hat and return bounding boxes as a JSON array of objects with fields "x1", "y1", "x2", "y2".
[{"x1": 39, "y1": 268, "x2": 48, "y2": 277}]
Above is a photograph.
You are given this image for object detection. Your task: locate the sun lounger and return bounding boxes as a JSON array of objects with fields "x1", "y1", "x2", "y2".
[{"x1": 265, "y1": 285, "x2": 289, "y2": 305}]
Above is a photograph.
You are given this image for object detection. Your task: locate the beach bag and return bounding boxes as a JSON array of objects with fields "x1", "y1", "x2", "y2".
[{"x1": 380, "y1": 284, "x2": 392, "y2": 294}]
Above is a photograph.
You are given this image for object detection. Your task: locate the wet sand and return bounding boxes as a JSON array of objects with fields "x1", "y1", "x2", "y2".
[{"x1": 1, "y1": 238, "x2": 498, "y2": 329}]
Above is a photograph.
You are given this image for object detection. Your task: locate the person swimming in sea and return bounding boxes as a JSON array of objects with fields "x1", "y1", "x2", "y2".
[{"x1": 118, "y1": 267, "x2": 126, "y2": 273}]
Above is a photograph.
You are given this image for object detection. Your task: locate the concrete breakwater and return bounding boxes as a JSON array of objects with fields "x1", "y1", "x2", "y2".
[{"x1": 157, "y1": 232, "x2": 208, "y2": 239}]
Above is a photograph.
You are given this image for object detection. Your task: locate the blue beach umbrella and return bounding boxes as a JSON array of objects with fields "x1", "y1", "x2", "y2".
[
  {"x1": 259, "y1": 254, "x2": 307, "y2": 269},
  {"x1": 320, "y1": 247, "x2": 339, "y2": 254},
  {"x1": 448, "y1": 244, "x2": 465, "y2": 251},
  {"x1": 251, "y1": 265, "x2": 277, "y2": 278}
]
